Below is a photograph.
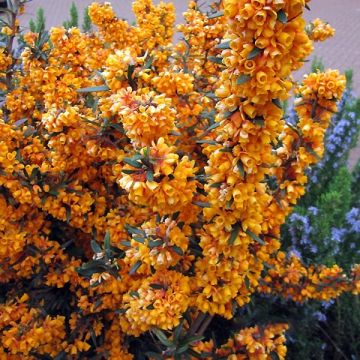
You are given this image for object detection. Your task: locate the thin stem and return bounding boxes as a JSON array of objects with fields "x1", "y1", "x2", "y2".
[
  {"x1": 316, "y1": 323, "x2": 349, "y2": 360},
  {"x1": 197, "y1": 315, "x2": 214, "y2": 336},
  {"x1": 188, "y1": 312, "x2": 207, "y2": 336}
]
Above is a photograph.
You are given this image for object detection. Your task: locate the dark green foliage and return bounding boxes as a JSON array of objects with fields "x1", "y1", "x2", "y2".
[
  {"x1": 82, "y1": 6, "x2": 92, "y2": 32},
  {"x1": 29, "y1": 7, "x2": 45, "y2": 33},
  {"x1": 63, "y1": 2, "x2": 79, "y2": 29}
]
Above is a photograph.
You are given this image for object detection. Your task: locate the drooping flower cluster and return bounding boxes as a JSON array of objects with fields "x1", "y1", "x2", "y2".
[{"x1": 307, "y1": 18, "x2": 335, "y2": 42}]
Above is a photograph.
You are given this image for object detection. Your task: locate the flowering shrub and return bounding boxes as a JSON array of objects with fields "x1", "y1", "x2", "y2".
[{"x1": 0, "y1": 0, "x2": 359, "y2": 359}]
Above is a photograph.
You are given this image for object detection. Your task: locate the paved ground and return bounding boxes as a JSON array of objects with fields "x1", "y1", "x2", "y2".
[{"x1": 19, "y1": 0, "x2": 360, "y2": 166}]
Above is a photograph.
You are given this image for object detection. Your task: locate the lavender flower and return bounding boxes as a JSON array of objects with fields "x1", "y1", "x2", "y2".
[
  {"x1": 313, "y1": 311, "x2": 327, "y2": 322},
  {"x1": 346, "y1": 208, "x2": 360, "y2": 233}
]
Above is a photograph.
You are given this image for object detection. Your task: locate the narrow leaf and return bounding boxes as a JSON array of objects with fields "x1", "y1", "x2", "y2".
[
  {"x1": 196, "y1": 139, "x2": 218, "y2": 145},
  {"x1": 215, "y1": 41, "x2": 230, "y2": 50},
  {"x1": 206, "y1": 122, "x2": 221, "y2": 132},
  {"x1": 245, "y1": 229, "x2": 265, "y2": 245},
  {"x1": 277, "y1": 10, "x2": 288, "y2": 24},
  {"x1": 236, "y1": 160, "x2": 245, "y2": 178},
  {"x1": 123, "y1": 158, "x2": 143, "y2": 168},
  {"x1": 129, "y1": 260, "x2": 142, "y2": 275},
  {"x1": 125, "y1": 224, "x2": 146, "y2": 236},
  {"x1": 247, "y1": 47, "x2": 262, "y2": 60},
  {"x1": 104, "y1": 231, "x2": 111, "y2": 252},
  {"x1": 148, "y1": 240, "x2": 163, "y2": 248},
  {"x1": 91, "y1": 240, "x2": 102, "y2": 254},
  {"x1": 192, "y1": 201, "x2": 211, "y2": 208},
  {"x1": 146, "y1": 170, "x2": 154, "y2": 182},
  {"x1": 228, "y1": 222, "x2": 241, "y2": 245},
  {"x1": 237, "y1": 74, "x2": 251, "y2": 85},
  {"x1": 153, "y1": 328, "x2": 174, "y2": 347},
  {"x1": 77, "y1": 85, "x2": 110, "y2": 93},
  {"x1": 208, "y1": 56, "x2": 223, "y2": 65},
  {"x1": 272, "y1": 98, "x2": 282, "y2": 109},
  {"x1": 207, "y1": 10, "x2": 224, "y2": 19},
  {"x1": 172, "y1": 245, "x2": 184, "y2": 256}
]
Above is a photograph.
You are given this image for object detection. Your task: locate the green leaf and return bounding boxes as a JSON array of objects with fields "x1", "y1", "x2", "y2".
[
  {"x1": 120, "y1": 240, "x2": 131, "y2": 247},
  {"x1": 183, "y1": 335, "x2": 205, "y2": 344},
  {"x1": 104, "y1": 230, "x2": 111, "y2": 254},
  {"x1": 125, "y1": 224, "x2": 146, "y2": 236},
  {"x1": 129, "y1": 260, "x2": 142, "y2": 275},
  {"x1": 215, "y1": 41, "x2": 230, "y2": 50},
  {"x1": 237, "y1": 74, "x2": 251, "y2": 85},
  {"x1": 253, "y1": 116, "x2": 265, "y2": 127},
  {"x1": 172, "y1": 245, "x2": 184, "y2": 256},
  {"x1": 207, "y1": 10, "x2": 224, "y2": 19},
  {"x1": 196, "y1": 139, "x2": 218, "y2": 145},
  {"x1": 245, "y1": 229, "x2": 265, "y2": 245},
  {"x1": 143, "y1": 56, "x2": 154, "y2": 70},
  {"x1": 206, "y1": 122, "x2": 221, "y2": 132},
  {"x1": 192, "y1": 201, "x2": 211, "y2": 208},
  {"x1": 30, "y1": 167, "x2": 40, "y2": 181},
  {"x1": 304, "y1": 143, "x2": 321, "y2": 161},
  {"x1": 210, "y1": 182, "x2": 222, "y2": 188},
  {"x1": 127, "y1": 64, "x2": 136, "y2": 89},
  {"x1": 123, "y1": 158, "x2": 143, "y2": 168},
  {"x1": 150, "y1": 283, "x2": 165, "y2": 290},
  {"x1": 236, "y1": 160, "x2": 245, "y2": 178},
  {"x1": 219, "y1": 147, "x2": 232, "y2": 153},
  {"x1": 247, "y1": 47, "x2": 262, "y2": 60},
  {"x1": 130, "y1": 290, "x2": 140, "y2": 298},
  {"x1": 77, "y1": 85, "x2": 110, "y2": 93},
  {"x1": 146, "y1": 303, "x2": 155, "y2": 310},
  {"x1": 228, "y1": 222, "x2": 241, "y2": 245},
  {"x1": 121, "y1": 169, "x2": 137, "y2": 174},
  {"x1": 66, "y1": 206, "x2": 71, "y2": 224},
  {"x1": 90, "y1": 240, "x2": 102, "y2": 254},
  {"x1": 115, "y1": 308, "x2": 126, "y2": 314},
  {"x1": 173, "y1": 319, "x2": 184, "y2": 342},
  {"x1": 172, "y1": 211, "x2": 180, "y2": 221},
  {"x1": 146, "y1": 170, "x2": 154, "y2": 182},
  {"x1": 208, "y1": 56, "x2": 223, "y2": 65},
  {"x1": 132, "y1": 236, "x2": 145, "y2": 244},
  {"x1": 175, "y1": 344, "x2": 189, "y2": 355},
  {"x1": 54, "y1": 351, "x2": 67, "y2": 360},
  {"x1": 277, "y1": 10, "x2": 288, "y2": 24},
  {"x1": 223, "y1": 109, "x2": 237, "y2": 119},
  {"x1": 13, "y1": 118, "x2": 28, "y2": 127},
  {"x1": 244, "y1": 276, "x2": 251, "y2": 290},
  {"x1": 272, "y1": 98, "x2": 283, "y2": 109},
  {"x1": 153, "y1": 328, "x2": 174, "y2": 347},
  {"x1": 24, "y1": 126, "x2": 36, "y2": 138},
  {"x1": 148, "y1": 240, "x2": 163, "y2": 248},
  {"x1": 89, "y1": 325, "x2": 97, "y2": 347}
]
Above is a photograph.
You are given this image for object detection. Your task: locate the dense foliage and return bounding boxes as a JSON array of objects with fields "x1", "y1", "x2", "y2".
[{"x1": 0, "y1": 0, "x2": 359, "y2": 359}]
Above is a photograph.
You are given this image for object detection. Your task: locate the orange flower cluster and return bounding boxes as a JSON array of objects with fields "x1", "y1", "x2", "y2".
[
  {"x1": 193, "y1": 323, "x2": 288, "y2": 359},
  {"x1": 0, "y1": 0, "x2": 357, "y2": 358},
  {"x1": 259, "y1": 253, "x2": 360, "y2": 302},
  {"x1": 308, "y1": 18, "x2": 335, "y2": 42}
]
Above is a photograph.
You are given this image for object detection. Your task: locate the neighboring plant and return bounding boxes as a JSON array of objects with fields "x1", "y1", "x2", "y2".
[
  {"x1": 63, "y1": 2, "x2": 79, "y2": 29},
  {"x1": 82, "y1": 6, "x2": 92, "y2": 33},
  {"x1": 0, "y1": 1, "x2": 359, "y2": 359},
  {"x1": 29, "y1": 6, "x2": 45, "y2": 33}
]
